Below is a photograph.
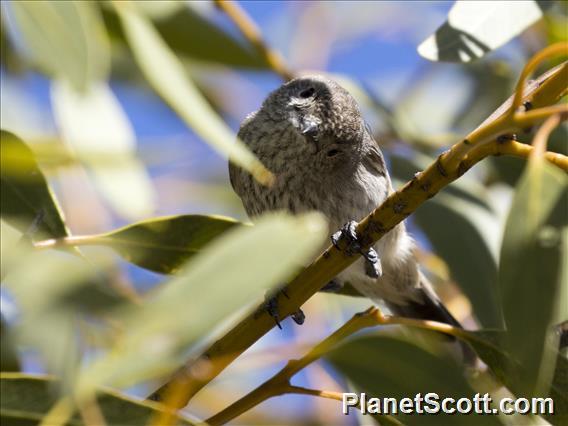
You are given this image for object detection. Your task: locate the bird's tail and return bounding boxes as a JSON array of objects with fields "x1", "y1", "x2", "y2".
[{"x1": 386, "y1": 273, "x2": 477, "y2": 366}]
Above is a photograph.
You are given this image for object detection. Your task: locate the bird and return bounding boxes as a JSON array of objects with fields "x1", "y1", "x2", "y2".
[{"x1": 228, "y1": 74, "x2": 467, "y2": 339}]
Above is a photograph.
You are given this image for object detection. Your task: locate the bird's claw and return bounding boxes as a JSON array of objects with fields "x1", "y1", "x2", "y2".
[
  {"x1": 257, "y1": 289, "x2": 305, "y2": 329},
  {"x1": 331, "y1": 220, "x2": 382, "y2": 279}
]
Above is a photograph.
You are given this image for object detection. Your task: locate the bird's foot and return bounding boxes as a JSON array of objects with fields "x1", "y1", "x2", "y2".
[
  {"x1": 331, "y1": 220, "x2": 382, "y2": 279},
  {"x1": 256, "y1": 288, "x2": 305, "y2": 329}
]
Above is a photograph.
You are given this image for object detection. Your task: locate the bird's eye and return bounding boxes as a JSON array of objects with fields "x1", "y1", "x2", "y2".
[{"x1": 299, "y1": 87, "x2": 315, "y2": 99}]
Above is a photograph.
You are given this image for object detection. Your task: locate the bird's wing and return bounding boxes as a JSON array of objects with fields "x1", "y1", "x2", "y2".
[{"x1": 362, "y1": 130, "x2": 387, "y2": 178}]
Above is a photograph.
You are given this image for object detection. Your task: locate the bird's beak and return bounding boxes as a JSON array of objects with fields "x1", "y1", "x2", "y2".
[{"x1": 300, "y1": 117, "x2": 319, "y2": 138}]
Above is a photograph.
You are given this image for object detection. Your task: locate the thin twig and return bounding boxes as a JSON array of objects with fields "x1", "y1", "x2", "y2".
[
  {"x1": 205, "y1": 307, "x2": 464, "y2": 425},
  {"x1": 213, "y1": 0, "x2": 295, "y2": 81}
]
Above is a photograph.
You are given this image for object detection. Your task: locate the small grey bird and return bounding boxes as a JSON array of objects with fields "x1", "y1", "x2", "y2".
[{"x1": 229, "y1": 75, "x2": 463, "y2": 332}]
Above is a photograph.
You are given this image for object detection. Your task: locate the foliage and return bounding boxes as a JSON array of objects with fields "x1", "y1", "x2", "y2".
[{"x1": 1, "y1": 1, "x2": 567, "y2": 425}]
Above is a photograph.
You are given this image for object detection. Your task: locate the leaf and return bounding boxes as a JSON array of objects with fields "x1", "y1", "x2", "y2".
[
  {"x1": 2, "y1": 251, "x2": 123, "y2": 387},
  {"x1": 418, "y1": 1, "x2": 550, "y2": 62},
  {"x1": 0, "y1": 316, "x2": 20, "y2": 372},
  {"x1": 0, "y1": 373, "x2": 195, "y2": 425},
  {"x1": 326, "y1": 333, "x2": 500, "y2": 425},
  {"x1": 390, "y1": 153, "x2": 503, "y2": 328},
  {"x1": 100, "y1": 3, "x2": 267, "y2": 69},
  {"x1": 73, "y1": 214, "x2": 244, "y2": 274},
  {"x1": 79, "y1": 212, "x2": 327, "y2": 390},
  {"x1": 114, "y1": 2, "x2": 272, "y2": 185},
  {"x1": 457, "y1": 330, "x2": 567, "y2": 425},
  {"x1": 50, "y1": 80, "x2": 156, "y2": 220},
  {"x1": 499, "y1": 157, "x2": 567, "y2": 396},
  {"x1": 8, "y1": 0, "x2": 109, "y2": 91},
  {"x1": 0, "y1": 130, "x2": 69, "y2": 239}
]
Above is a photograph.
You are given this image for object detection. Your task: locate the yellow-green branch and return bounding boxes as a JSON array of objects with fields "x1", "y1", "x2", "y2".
[
  {"x1": 205, "y1": 307, "x2": 464, "y2": 425},
  {"x1": 150, "y1": 53, "x2": 567, "y2": 413},
  {"x1": 213, "y1": 0, "x2": 294, "y2": 81}
]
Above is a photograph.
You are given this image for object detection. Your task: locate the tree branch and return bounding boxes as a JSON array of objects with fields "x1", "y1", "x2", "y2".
[
  {"x1": 205, "y1": 307, "x2": 466, "y2": 425},
  {"x1": 213, "y1": 0, "x2": 295, "y2": 81},
  {"x1": 150, "y1": 53, "x2": 567, "y2": 413}
]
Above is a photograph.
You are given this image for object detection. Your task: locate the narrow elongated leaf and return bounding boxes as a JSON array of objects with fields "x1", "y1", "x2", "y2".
[
  {"x1": 101, "y1": 4, "x2": 267, "y2": 69},
  {"x1": 8, "y1": 1, "x2": 109, "y2": 91},
  {"x1": 61, "y1": 215, "x2": 243, "y2": 274},
  {"x1": 326, "y1": 334, "x2": 499, "y2": 425},
  {"x1": 0, "y1": 373, "x2": 195, "y2": 425},
  {"x1": 79, "y1": 213, "x2": 327, "y2": 390},
  {"x1": 0, "y1": 130, "x2": 69, "y2": 239},
  {"x1": 51, "y1": 80, "x2": 156, "y2": 220},
  {"x1": 458, "y1": 330, "x2": 566, "y2": 425},
  {"x1": 500, "y1": 158, "x2": 567, "y2": 396},
  {"x1": 115, "y1": 2, "x2": 272, "y2": 185},
  {"x1": 418, "y1": 1, "x2": 549, "y2": 62}
]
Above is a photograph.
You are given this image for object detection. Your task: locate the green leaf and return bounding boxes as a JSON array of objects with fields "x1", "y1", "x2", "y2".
[
  {"x1": 0, "y1": 130, "x2": 69, "y2": 239},
  {"x1": 79, "y1": 212, "x2": 327, "y2": 390},
  {"x1": 0, "y1": 317, "x2": 20, "y2": 372},
  {"x1": 114, "y1": 2, "x2": 272, "y2": 185},
  {"x1": 499, "y1": 157, "x2": 567, "y2": 396},
  {"x1": 72, "y1": 214, "x2": 244, "y2": 274},
  {"x1": 0, "y1": 373, "x2": 195, "y2": 425},
  {"x1": 326, "y1": 333, "x2": 499, "y2": 425},
  {"x1": 391, "y1": 153, "x2": 503, "y2": 328},
  {"x1": 50, "y1": 80, "x2": 156, "y2": 220},
  {"x1": 457, "y1": 330, "x2": 567, "y2": 425},
  {"x1": 418, "y1": 1, "x2": 550, "y2": 62},
  {"x1": 2, "y1": 251, "x2": 123, "y2": 387},
  {"x1": 101, "y1": 3, "x2": 267, "y2": 69},
  {"x1": 9, "y1": 0, "x2": 109, "y2": 91}
]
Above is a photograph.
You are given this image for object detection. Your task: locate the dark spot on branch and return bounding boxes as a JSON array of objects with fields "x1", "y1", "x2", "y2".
[
  {"x1": 420, "y1": 181, "x2": 431, "y2": 192},
  {"x1": 457, "y1": 161, "x2": 471, "y2": 177},
  {"x1": 523, "y1": 101, "x2": 533, "y2": 111},
  {"x1": 497, "y1": 134, "x2": 517, "y2": 143},
  {"x1": 436, "y1": 158, "x2": 448, "y2": 177},
  {"x1": 463, "y1": 139, "x2": 471, "y2": 145},
  {"x1": 393, "y1": 201, "x2": 406, "y2": 214},
  {"x1": 323, "y1": 250, "x2": 330, "y2": 259}
]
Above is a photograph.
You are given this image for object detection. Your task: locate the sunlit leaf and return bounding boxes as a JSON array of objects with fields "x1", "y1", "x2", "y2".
[
  {"x1": 114, "y1": 2, "x2": 272, "y2": 185},
  {"x1": 0, "y1": 130, "x2": 69, "y2": 239},
  {"x1": 79, "y1": 212, "x2": 327, "y2": 389},
  {"x1": 0, "y1": 373, "x2": 195, "y2": 425},
  {"x1": 8, "y1": 0, "x2": 109, "y2": 91},
  {"x1": 51, "y1": 80, "x2": 156, "y2": 220},
  {"x1": 326, "y1": 333, "x2": 498, "y2": 425},
  {"x1": 46, "y1": 214, "x2": 244, "y2": 274},
  {"x1": 2, "y1": 251, "x2": 120, "y2": 386},
  {"x1": 499, "y1": 157, "x2": 567, "y2": 396},
  {"x1": 418, "y1": 1, "x2": 550, "y2": 62},
  {"x1": 391, "y1": 153, "x2": 503, "y2": 328}
]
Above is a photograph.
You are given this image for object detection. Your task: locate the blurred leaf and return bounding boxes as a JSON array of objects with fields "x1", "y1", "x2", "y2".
[
  {"x1": 79, "y1": 212, "x2": 327, "y2": 389},
  {"x1": 101, "y1": 3, "x2": 267, "y2": 69},
  {"x1": 65, "y1": 214, "x2": 243, "y2": 274},
  {"x1": 0, "y1": 316, "x2": 20, "y2": 372},
  {"x1": 3, "y1": 251, "x2": 124, "y2": 387},
  {"x1": 9, "y1": 0, "x2": 109, "y2": 91},
  {"x1": 458, "y1": 330, "x2": 567, "y2": 424},
  {"x1": 0, "y1": 130, "x2": 69, "y2": 239},
  {"x1": 326, "y1": 333, "x2": 498, "y2": 425},
  {"x1": 418, "y1": 1, "x2": 550, "y2": 62},
  {"x1": 51, "y1": 80, "x2": 156, "y2": 220},
  {"x1": 499, "y1": 157, "x2": 567, "y2": 396},
  {"x1": 391, "y1": 153, "x2": 503, "y2": 328},
  {"x1": 0, "y1": 373, "x2": 195, "y2": 425},
  {"x1": 115, "y1": 2, "x2": 272, "y2": 185}
]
